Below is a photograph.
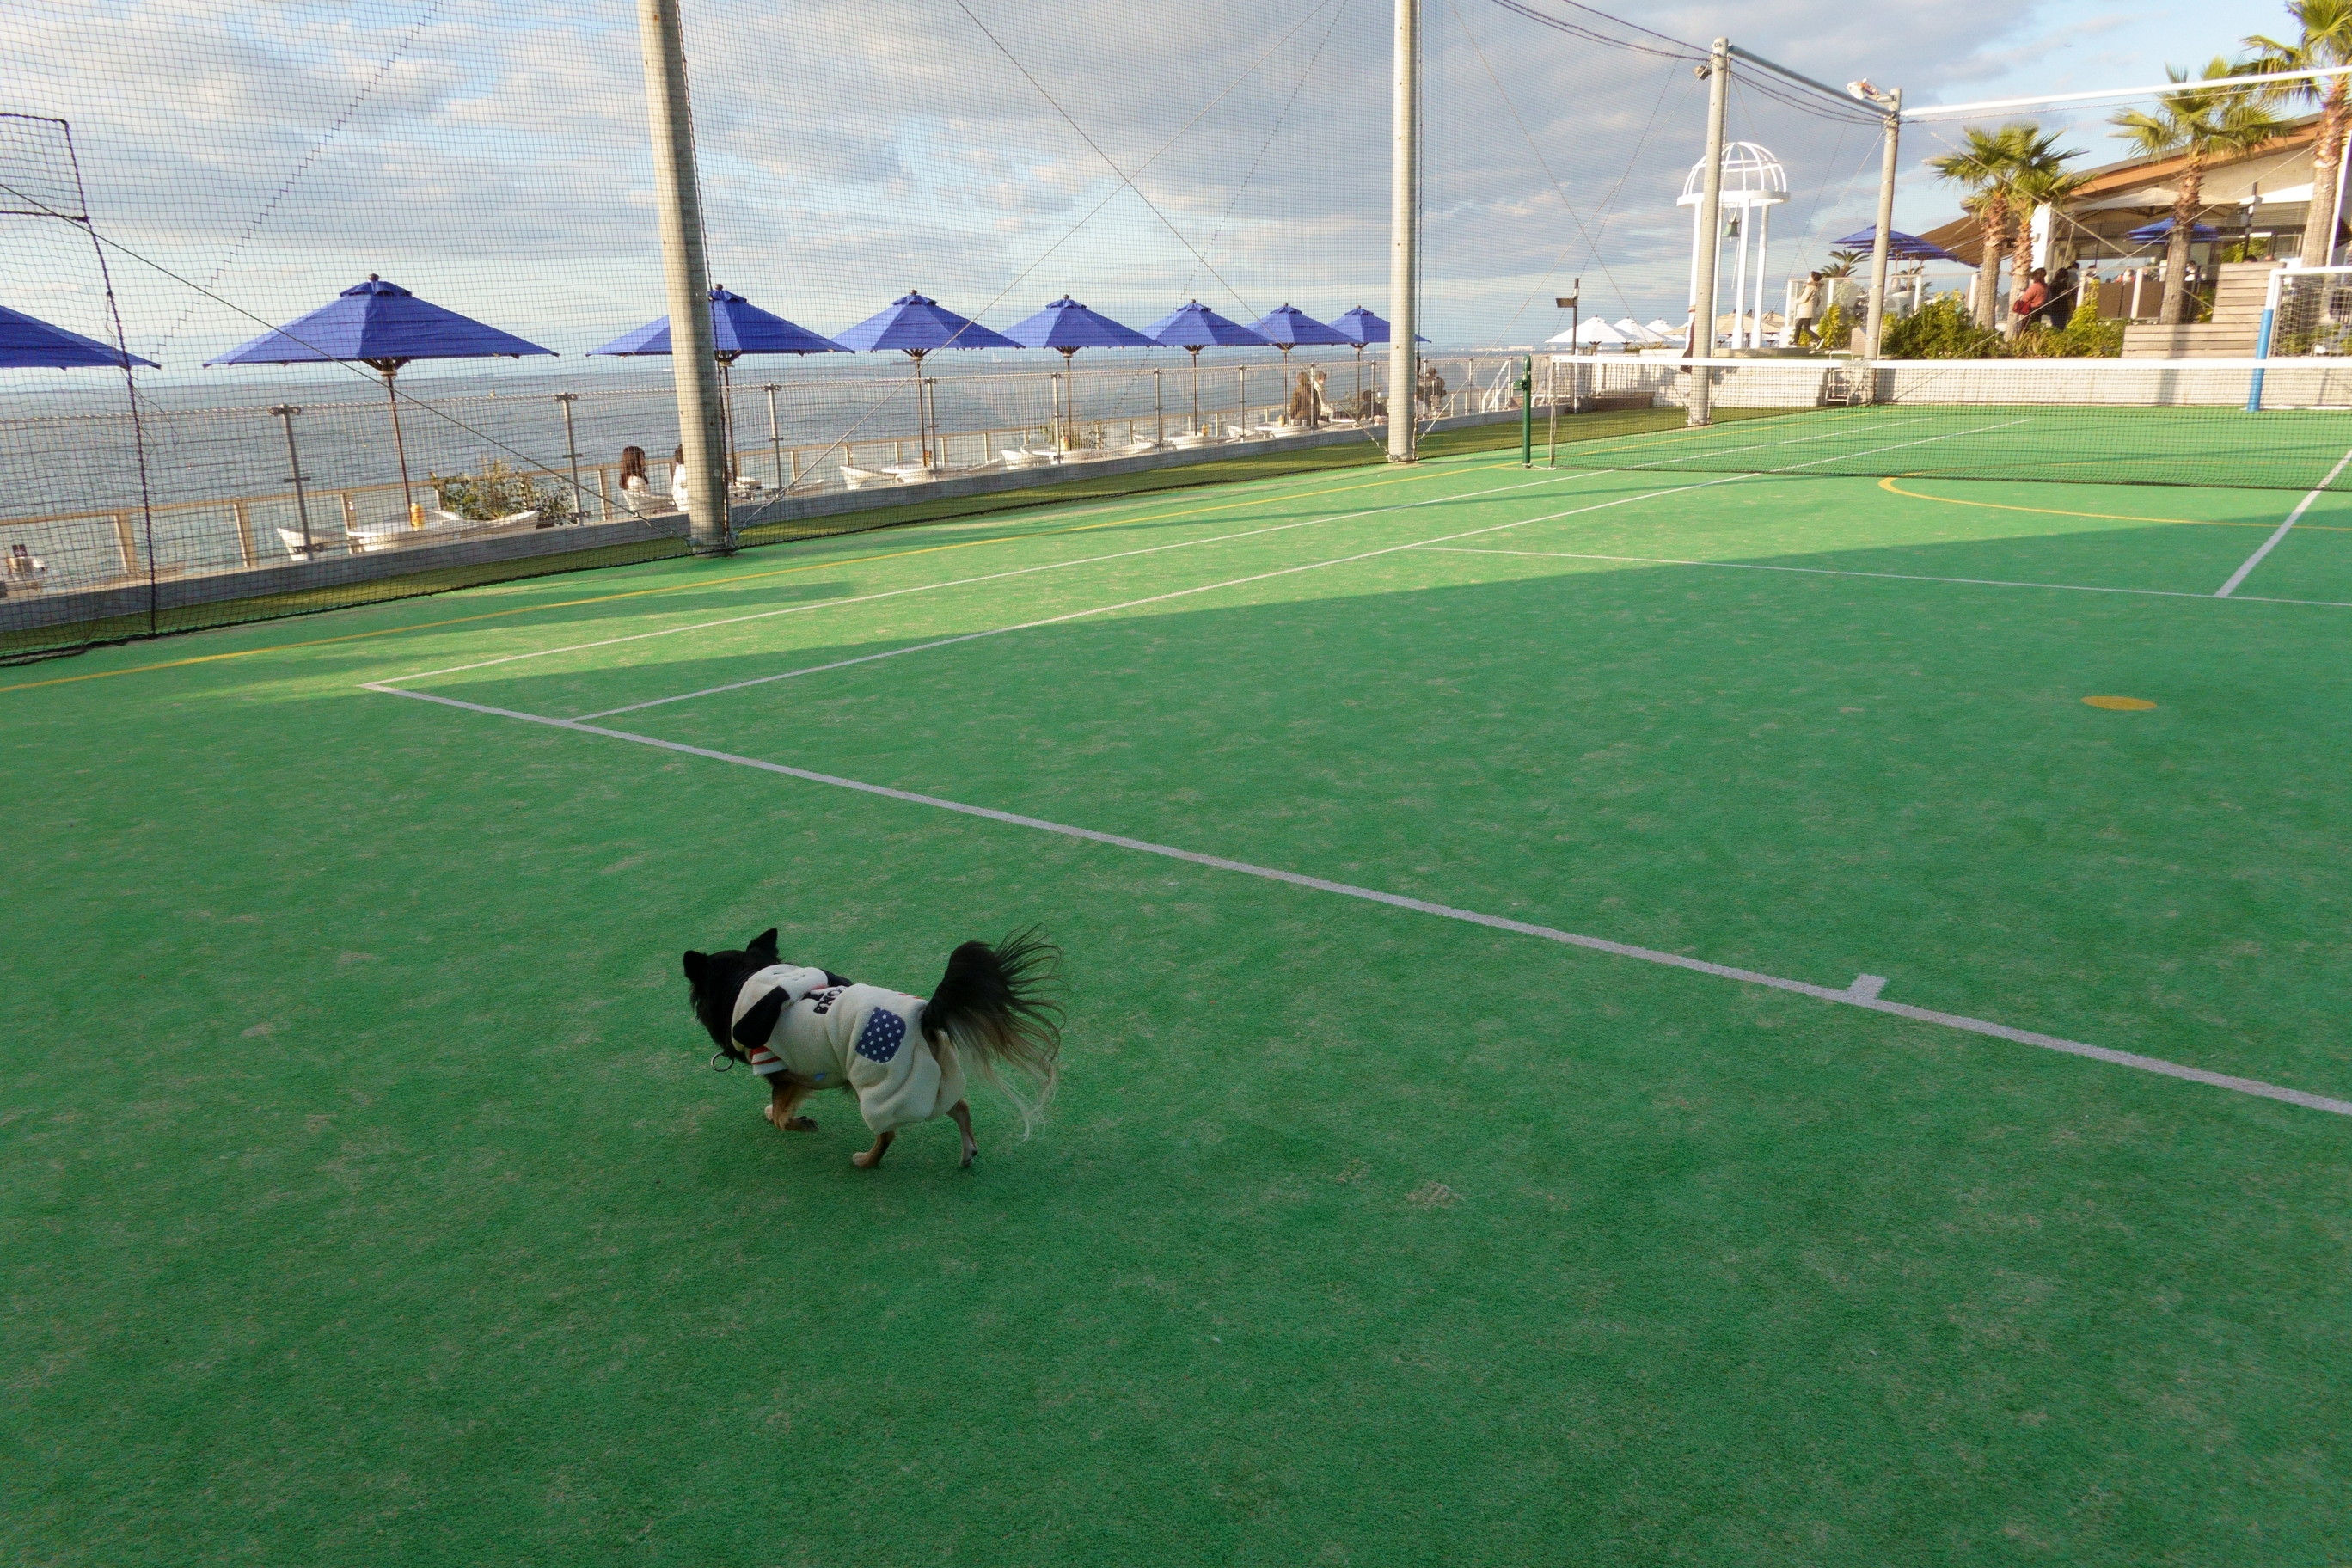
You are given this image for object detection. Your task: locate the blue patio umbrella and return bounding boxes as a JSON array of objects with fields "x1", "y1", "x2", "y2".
[
  {"x1": 1, "y1": 303, "x2": 158, "y2": 370},
  {"x1": 1142, "y1": 301, "x2": 1271, "y2": 434},
  {"x1": 1002, "y1": 296, "x2": 1153, "y2": 448},
  {"x1": 1831, "y1": 227, "x2": 1965, "y2": 264},
  {"x1": 2127, "y1": 218, "x2": 2220, "y2": 245},
  {"x1": 1248, "y1": 304, "x2": 1350, "y2": 393},
  {"x1": 1329, "y1": 306, "x2": 1426, "y2": 415},
  {"x1": 208, "y1": 274, "x2": 554, "y2": 511},
  {"x1": 594, "y1": 286, "x2": 845, "y2": 481},
  {"x1": 592, "y1": 285, "x2": 845, "y2": 359},
  {"x1": 833, "y1": 290, "x2": 1020, "y2": 467}
]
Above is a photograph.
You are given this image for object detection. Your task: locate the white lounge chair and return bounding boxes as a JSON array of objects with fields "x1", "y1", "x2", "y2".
[
  {"x1": 276, "y1": 527, "x2": 334, "y2": 560},
  {"x1": 887, "y1": 464, "x2": 940, "y2": 485},
  {"x1": 3, "y1": 543, "x2": 46, "y2": 592},
  {"x1": 838, "y1": 465, "x2": 885, "y2": 490},
  {"x1": 433, "y1": 507, "x2": 539, "y2": 530}
]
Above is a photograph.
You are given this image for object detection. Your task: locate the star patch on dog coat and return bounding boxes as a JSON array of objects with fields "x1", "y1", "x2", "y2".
[{"x1": 854, "y1": 1008, "x2": 906, "y2": 1064}]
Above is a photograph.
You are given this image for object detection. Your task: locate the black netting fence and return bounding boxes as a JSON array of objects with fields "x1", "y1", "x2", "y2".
[{"x1": 1, "y1": 0, "x2": 1939, "y2": 664}]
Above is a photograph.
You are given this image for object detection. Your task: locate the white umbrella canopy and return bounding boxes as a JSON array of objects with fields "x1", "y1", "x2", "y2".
[
  {"x1": 1646, "y1": 318, "x2": 1684, "y2": 338},
  {"x1": 1612, "y1": 318, "x2": 1664, "y2": 345},
  {"x1": 1549, "y1": 319, "x2": 1630, "y2": 349}
]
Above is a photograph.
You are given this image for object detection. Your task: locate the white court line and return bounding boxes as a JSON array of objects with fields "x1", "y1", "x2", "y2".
[
  {"x1": 383, "y1": 416, "x2": 1930, "y2": 691},
  {"x1": 1421, "y1": 545, "x2": 2352, "y2": 609},
  {"x1": 576, "y1": 420, "x2": 2030, "y2": 720},
  {"x1": 364, "y1": 683, "x2": 2352, "y2": 1121},
  {"x1": 379, "y1": 467, "x2": 1606, "y2": 687},
  {"x1": 2214, "y1": 441, "x2": 2352, "y2": 597}
]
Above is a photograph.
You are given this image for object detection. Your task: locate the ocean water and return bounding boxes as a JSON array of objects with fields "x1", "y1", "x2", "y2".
[
  {"x1": 0, "y1": 345, "x2": 1491, "y2": 590},
  {"x1": 0, "y1": 346, "x2": 1424, "y2": 511}
]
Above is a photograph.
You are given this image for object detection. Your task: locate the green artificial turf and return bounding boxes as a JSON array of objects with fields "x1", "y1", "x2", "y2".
[
  {"x1": 5, "y1": 448, "x2": 2350, "y2": 1565},
  {"x1": 1557, "y1": 401, "x2": 2352, "y2": 493}
]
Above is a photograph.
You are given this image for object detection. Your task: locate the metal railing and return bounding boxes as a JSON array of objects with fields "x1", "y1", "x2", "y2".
[{"x1": 0, "y1": 354, "x2": 1527, "y2": 599}]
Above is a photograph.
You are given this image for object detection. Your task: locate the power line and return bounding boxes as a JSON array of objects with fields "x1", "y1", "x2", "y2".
[{"x1": 1483, "y1": 0, "x2": 1882, "y2": 124}]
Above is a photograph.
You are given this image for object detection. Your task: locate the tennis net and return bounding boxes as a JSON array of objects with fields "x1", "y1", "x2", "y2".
[{"x1": 1544, "y1": 357, "x2": 2352, "y2": 493}]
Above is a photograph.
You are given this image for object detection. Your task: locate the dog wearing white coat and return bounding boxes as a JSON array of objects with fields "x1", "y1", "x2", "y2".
[{"x1": 683, "y1": 928, "x2": 1061, "y2": 1169}]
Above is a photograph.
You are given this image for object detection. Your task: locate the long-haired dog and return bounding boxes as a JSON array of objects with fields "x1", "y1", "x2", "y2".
[{"x1": 683, "y1": 927, "x2": 1062, "y2": 1169}]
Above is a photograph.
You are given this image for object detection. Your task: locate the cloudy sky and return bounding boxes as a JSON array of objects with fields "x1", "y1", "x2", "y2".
[{"x1": 0, "y1": 0, "x2": 2295, "y2": 371}]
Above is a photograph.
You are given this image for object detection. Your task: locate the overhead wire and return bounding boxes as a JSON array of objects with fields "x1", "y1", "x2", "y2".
[
  {"x1": 1179, "y1": 0, "x2": 1355, "y2": 304},
  {"x1": 156, "y1": 0, "x2": 446, "y2": 353},
  {"x1": 1484, "y1": 0, "x2": 1881, "y2": 124},
  {"x1": 1446, "y1": 0, "x2": 1639, "y2": 319},
  {"x1": 945, "y1": 0, "x2": 1262, "y2": 322},
  {"x1": 1493, "y1": 56, "x2": 1686, "y2": 335},
  {"x1": 754, "y1": 0, "x2": 1362, "y2": 499},
  {"x1": 977, "y1": 0, "x2": 1349, "y2": 314}
]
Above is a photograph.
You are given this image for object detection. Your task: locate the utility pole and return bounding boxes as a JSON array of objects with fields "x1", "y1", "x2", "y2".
[
  {"x1": 1388, "y1": 0, "x2": 1420, "y2": 462},
  {"x1": 1689, "y1": 37, "x2": 1730, "y2": 427},
  {"x1": 634, "y1": 0, "x2": 731, "y2": 552},
  {"x1": 1863, "y1": 86, "x2": 1902, "y2": 369}
]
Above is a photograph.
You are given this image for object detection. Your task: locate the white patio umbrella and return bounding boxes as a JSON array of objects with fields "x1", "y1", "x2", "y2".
[{"x1": 1612, "y1": 318, "x2": 1665, "y2": 346}]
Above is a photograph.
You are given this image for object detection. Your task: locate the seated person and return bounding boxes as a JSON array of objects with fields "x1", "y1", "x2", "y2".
[{"x1": 617, "y1": 445, "x2": 652, "y2": 512}]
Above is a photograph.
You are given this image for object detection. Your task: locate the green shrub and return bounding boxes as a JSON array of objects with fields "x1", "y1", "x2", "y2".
[
  {"x1": 1812, "y1": 299, "x2": 1852, "y2": 352},
  {"x1": 1877, "y1": 291, "x2": 2122, "y2": 359},
  {"x1": 2018, "y1": 292, "x2": 2124, "y2": 358},
  {"x1": 1881, "y1": 294, "x2": 2001, "y2": 358},
  {"x1": 430, "y1": 459, "x2": 579, "y2": 523}
]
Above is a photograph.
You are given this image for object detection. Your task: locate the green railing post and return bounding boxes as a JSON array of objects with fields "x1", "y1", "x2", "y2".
[{"x1": 1520, "y1": 354, "x2": 1534, "y2": 467}]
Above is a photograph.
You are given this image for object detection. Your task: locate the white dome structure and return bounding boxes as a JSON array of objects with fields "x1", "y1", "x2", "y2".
[
  {"x1": 1680, "y1": 143, "x2": 1792, "y2": 352},
  {"x1": 1677, "y1": 142, "x2": 1791, "y2": 210}
]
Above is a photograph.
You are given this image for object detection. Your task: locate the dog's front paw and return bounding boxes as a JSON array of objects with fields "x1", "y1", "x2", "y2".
[
  {"x1": 783, "y1": 1115, "x2": 817, "y2": 1132},
  {"x1": 850, "y1": 1149, "x2": 880, "y2": 1168}
]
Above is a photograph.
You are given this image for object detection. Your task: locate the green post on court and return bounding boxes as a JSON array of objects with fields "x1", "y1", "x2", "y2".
[{"x1": 1520, "y1": 354, "x2": 1534, "y2": 467}]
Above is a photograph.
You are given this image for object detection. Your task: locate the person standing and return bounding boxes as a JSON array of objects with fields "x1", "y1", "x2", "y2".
[
  {"x1": 2011, "y1": 267, "x2": 2050, "y2": 333},
  {"x1": 1792, "y1": 271, "x2": 1824, "y2": 347},
  {"x1": 671, "y1": 444, "x2": 692, "y2": 512},
  {"x1": 2046, "y1": 262, "x2": 2081, "y2": 331}
]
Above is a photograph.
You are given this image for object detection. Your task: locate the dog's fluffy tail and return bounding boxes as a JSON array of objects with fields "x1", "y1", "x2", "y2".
[{"x1": 925, "y1": 927, "x2": 1063, "y2": 1136}]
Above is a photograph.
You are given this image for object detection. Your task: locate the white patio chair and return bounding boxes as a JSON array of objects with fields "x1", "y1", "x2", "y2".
[{"x1": 3, "y1": 543, "x2": 47, "y2": 591}]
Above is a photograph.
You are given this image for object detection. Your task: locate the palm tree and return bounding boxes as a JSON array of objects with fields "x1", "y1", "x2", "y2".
[
  {"x1": 2113, "y1": 60, "x2": 2291, "y2": 324},
  {"x1": 1819, "y1": 249, "x2": 1865, "y2": 279},
  {"x1": 1929, "y1": 124, "x2": 2079, "y2": 328},
  {"x1": 1929, "y1": 126, "x2": 2018, "y2": 328},
  {"x1": 2245, "y1": 0, "x2": 2352, "y2": 267}
]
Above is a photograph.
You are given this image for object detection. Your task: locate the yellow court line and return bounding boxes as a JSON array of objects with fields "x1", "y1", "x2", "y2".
[
  {"x1": 1877, "y1": 475, "x2": 2352, "y2": 531},
  {"x1": 2, "y1": 457, "x2": 1510, "y2": 695}
]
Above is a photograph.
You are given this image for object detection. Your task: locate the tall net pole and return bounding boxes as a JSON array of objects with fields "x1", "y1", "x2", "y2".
[
  {"x1": 635, "y1": 0, "x2": 731, "y2": 552},
  {"x1": 1863, "y1": 89, "x2": 1902, "y2": 369},
  {"x1": 1687, "y1": 37, "x2": 1729, "y2": 427},
  {"x1": 1387, "y1": 0, "x2": 1419, "y2": 463}
]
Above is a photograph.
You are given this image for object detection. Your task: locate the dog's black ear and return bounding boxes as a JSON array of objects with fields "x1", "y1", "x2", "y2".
[
  {"x1": 683, "y1": 950, "x2": 708, "y2": 984},
  {"x1": 747, "y1": 928, "x2": 779, "y2": 963},
  {"x1": 732, "y1": 986, "x2": 787, "y2": 1050}
]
